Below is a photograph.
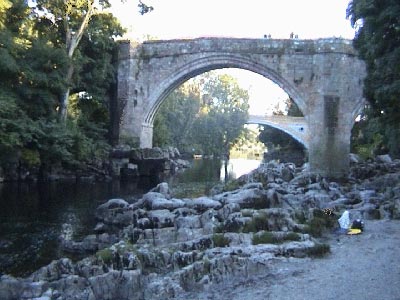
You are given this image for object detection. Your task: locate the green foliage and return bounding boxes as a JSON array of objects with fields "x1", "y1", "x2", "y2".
[
  {"x1": 20, "y1": 149, "x2": 41, "y2": 167},
  {"x1": 153, "y1": 83, "x2": 201, "y2": 151},
  {"x1": 294, "y1": 210, "x2": 307, "y2": 224},
  {"x1": 154, "y1": 71, "x2": 250, "y2": 157},
  {"x1": 242, "y1": 213, "x2": 269, "y2": 233},
  {"x1": 212, "y1": 234, "x2": 230, "y2": 247},
  {"x1": 351, "y1": 112, "x2": 387, "y2": 159},
  {"x1": 252, "y1": 231, "x2": 278, "y2": 244},
  {"x1": 96, "y1": 248, "x2": 113, "y2": 265},
  {"x1": 222, "y1": 179, "x2": 240, "y2": 192},
  {"x1": 304, "y1": 210, "x2": 336, "y2": 237},
  {"x1": 0, "y1": 0, "x2": 123, "y2": 173},
  {"x1": 347, "y1": 0, "x2": 400, "y2": 157},
  {"x1": 252, "y1": 231, "x2": 301, "y2": 245},
  {"x1": 197, "y1": 73, "x2": 250, "y2": 156}
]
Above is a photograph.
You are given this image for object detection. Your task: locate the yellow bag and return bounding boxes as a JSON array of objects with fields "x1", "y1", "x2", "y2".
[{"x1": 347, "y1": 228, "x2": 362, "y2": 235}]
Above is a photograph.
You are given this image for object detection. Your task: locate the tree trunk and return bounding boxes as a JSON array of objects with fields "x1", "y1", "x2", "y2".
[
  {"x1": 59, "y1": 88, "x2": 70, "y2": 122},
  {"x1": 59, "y1": 64, "x2": 74, "y2": 122},
  {"x1": 224, "y1": 159, "x2": 229, "y2": 182},
  {"x1": 59, "y1": 1, "x2": 94, "y2": 122}
]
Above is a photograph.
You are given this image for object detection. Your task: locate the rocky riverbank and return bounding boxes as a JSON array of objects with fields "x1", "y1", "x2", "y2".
[
  {"x1": 1, "y1": 154, "x2": 399, "y2": 300},
  {"x1": 0, "y1": 146, "x2": 189, "y2": 183}
]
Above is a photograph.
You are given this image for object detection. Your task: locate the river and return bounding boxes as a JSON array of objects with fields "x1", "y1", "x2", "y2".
[{"x1": 0, "y1": 158, "x2": 261, "y2": 277}]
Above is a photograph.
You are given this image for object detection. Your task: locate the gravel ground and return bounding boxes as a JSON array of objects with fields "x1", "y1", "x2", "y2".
[{"x1": 178, "y1": 219, "x2": 400, "y2": 300}]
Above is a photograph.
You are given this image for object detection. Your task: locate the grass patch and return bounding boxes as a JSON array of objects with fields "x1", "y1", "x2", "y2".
[
  {"x1": 285, "y1": 232, "x2": 302, "y2": 241},
  {"x1": 241, "y1": 209, "x2": 254, "y2": 217},
  {"x1": 252, "y1": 231, "x2": 301, "y2": 245},
  {"x1": 253, "y1": 232, "x2": 279, "y2": 244},
  {"x1": 306, "y1": 243, "x2": 330, "y2": 258},
  {"x1": 222, "y1": 179, "x2": 240, "y2": 192},
  {"x1": 212, "y1": 234, "x2": 230, "y2": 247},
  {"x1": 96, "y1": 248, "x2": 113, "y2": 264},
  {"x1": 242, "y1": 213, "x2": 269, "y2": 233},
  {"x1": 294, "y1": 210, "x2": 307, "y2": 224}
]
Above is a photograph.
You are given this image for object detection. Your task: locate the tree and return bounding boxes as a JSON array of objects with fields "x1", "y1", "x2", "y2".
[
  {"x1": 194, "y1": 72, "x2": 250, "y2": 157},
  {"x1": 347, "y1": 0, "x2": 400, "y2": 157},
  {"x1": 33, "y1": 0, "x2": 148, "y2": 122},
  {"x1": 153, "y1": 82, "x2": 201, "y2": 151},
  {"x1": 153, "y1": 71, "x2": 250, "y2": 159},
  {"x1": 0, "y1": 0, "x2": 66, "y2": 171},
  {"x1": 0, "y1": 0, "x2": 126, "y2": 176},
  {"x1": 32, "y1": 0, "x2": 101, "y2": 121}
]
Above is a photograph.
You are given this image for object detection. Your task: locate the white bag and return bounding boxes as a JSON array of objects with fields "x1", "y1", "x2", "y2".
[{"x1": 338, "y1": 210, "x2": 350, "y2": 229}]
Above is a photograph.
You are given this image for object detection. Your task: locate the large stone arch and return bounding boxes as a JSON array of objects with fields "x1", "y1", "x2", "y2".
[
  {"x1": 117, "y1": 38, "x2": 366, "y2": 177},
  {"x1": 145, "y1": 54, "x2": 307, "y2": 125}
]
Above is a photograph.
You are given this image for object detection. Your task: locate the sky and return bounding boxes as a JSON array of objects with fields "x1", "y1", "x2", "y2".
[{"x1": 109, "y1": 0, "x2": 356, "y2": 115}]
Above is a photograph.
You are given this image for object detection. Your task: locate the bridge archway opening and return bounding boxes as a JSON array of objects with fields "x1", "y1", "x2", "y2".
[
  {"x1": 151, "y1": 67, "x2": 305, "y2": 156},
  {"x1": 146, "y1": 56, "x2": 307, "y2": 126}
]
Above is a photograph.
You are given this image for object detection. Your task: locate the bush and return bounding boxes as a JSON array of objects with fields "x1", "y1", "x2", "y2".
[
  {"x1": 222, "y1": 179, "x2": 240, "y2": 192},
  {"x1": 212, "y1": 234, "x2": 230, "y2": 247},
  {"x1": 253, "y1": 232, "x2": 278, "y2": 244},
  {"x1": 242, "y1": 213, "x2": 269, "y2": 233},
  {"x1": 305, "y1": 210, "x2": 337, "y2": 237},
  {"x1": 252, "y1": 231, "x2": 301, "y2": 245},
  {"x1": 96, "y1": 248, "x2": 113, "y2": 264},
  {"x1": 21, "y1": 148, "x2": 41, "y2": 167}
]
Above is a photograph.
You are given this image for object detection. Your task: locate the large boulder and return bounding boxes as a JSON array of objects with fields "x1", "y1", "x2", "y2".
[
  {"x1": 185, "y1": 197, "x2": 222, "y2": 212},
  {"x1": 215, "y1": 187, "x2": 269, "y2": 209},
  {"x1": 89, "y1": 270, "x2": 143, "y2": 300},
  {"x1": 147, "y1": 210, "x2": 175, "y2": 228}
]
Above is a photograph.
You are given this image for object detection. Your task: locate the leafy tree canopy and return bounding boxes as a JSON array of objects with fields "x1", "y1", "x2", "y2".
[
  {"x1": 153, "y1": 70, "x2": 250, "y2": 157},
  {"x1": 0, "y1": 0, "x2": 126, "y2": 175},
  {"x1": 347, "y1": 0, "x2": 400, "y2": 157}
]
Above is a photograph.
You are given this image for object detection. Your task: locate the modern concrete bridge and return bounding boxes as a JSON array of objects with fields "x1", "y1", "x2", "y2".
[{"x1": 116, "y1": 37, "x2": 366, "y2": 177}]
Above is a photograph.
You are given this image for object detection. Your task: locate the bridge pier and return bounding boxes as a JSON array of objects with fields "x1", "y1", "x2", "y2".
[{"x1": 308, "y1": 95, "x2": 354, "y2": 178}]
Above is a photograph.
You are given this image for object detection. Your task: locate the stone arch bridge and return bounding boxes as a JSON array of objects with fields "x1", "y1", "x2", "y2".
[
  {"x1": 116, "y1": 37, "x2": 366, "y2": 177},
  {"x1": 247, "y1": 115, "x2": 308, "y2": 148}
]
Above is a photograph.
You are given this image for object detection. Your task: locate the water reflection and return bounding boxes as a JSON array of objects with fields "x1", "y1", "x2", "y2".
[
  {"x1": 0, "y1": 158, "x2": 262, "y2": 276},
  {"x1": 220, "y1": 158, "x2": 262, "y2": 181},
  {"x1": 166, "y1": 158, "x2": 262, "y2": 198},
  {"x1": 0, "y1": 179, "x2": 154, "y2": 277}
]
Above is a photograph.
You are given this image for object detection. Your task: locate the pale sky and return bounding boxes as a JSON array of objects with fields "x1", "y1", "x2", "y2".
[{"x1": 109, "y1": 0, "x2": 356, "y2": 115}]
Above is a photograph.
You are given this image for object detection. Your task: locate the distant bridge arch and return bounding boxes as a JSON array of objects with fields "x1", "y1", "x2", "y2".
[{"x1": 247, "y1": 115, "x2": 308, "y2": 148}]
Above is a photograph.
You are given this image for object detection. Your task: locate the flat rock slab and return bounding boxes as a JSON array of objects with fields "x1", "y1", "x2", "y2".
[{"x1": 176, "y1": 219, "x2": 400, "y2": 300}]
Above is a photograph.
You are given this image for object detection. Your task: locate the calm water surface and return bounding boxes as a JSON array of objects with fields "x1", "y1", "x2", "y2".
[{"x1": 0, "y1": 158, "x2": 261, "y2": 276}]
